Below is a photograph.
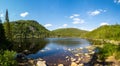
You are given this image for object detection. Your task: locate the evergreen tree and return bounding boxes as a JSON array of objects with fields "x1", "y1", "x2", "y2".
[
  {"x1": 4, "y1": 9, "x2": 12, "y2": 41},
  {"x1": 0, "y1": 17, "x2": 6, "y2": 43}
]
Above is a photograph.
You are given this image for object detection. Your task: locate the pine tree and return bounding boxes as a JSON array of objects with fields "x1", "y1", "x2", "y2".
[
  {"x1": 0, "y1": 18, "x2": 6, "y2": 43},
  {"x1": 4, "y1": 9, "x2": 12, "y2": 41}
]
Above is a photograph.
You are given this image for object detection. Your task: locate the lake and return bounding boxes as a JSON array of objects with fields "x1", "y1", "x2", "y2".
[{"x1": 13, "y1": 38, "x2": 92, "y2": 66}]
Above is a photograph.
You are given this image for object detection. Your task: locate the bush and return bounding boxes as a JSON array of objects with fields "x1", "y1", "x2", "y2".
[
  {"x1": 115, "y1": 51, "x2": 120, "y2": 60},
  {"x1": 115, "y1": 46, "x2": 120, "y2": 60},
  {"x1": 0, "y1": 50, "x2": 18, "y2": 66},
  {"x1": 97, "y1": 43, "x2": 117, "y2": 60}
]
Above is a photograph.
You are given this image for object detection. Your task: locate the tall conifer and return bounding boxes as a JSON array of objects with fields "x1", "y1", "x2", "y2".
[
  {"x1": 0, "y1": 17, "x2": 6, "y2": 43},
  {"x1": 4, "y1": 9, "x2": 12, "y2": 41}
]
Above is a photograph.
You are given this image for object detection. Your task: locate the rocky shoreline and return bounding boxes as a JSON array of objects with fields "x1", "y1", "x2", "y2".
[
  {"x1": 16, "y1": 45, "x2": 120, "y2": 66},
  {"x1": 16, "y1": 45, "x2": 98, "y2": 66}
]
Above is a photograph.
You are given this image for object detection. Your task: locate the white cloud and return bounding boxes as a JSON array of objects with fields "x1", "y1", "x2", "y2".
[
  {"x1": 100, "y1": 22, "x2": 109, "y2": 26},
  {"x1": 88, "y1": 10, "x2": 100, "y2": 16},
  {"x1": 114, "y1": 0, "x2": 120, "y2": 4},
  {"x1": 73, "y1": 14, "x2": 80, "y2": 17},
  {"x1": 88, "y1": 9, "x2": 106, "y2": 16},
  {"x1": 58, "y1": 27, "x2": 62, "y2": 28},
  {"x1": 44, "y1": 24, "x2": 52, "y2": 27},
  {"x1": 69, "y1": 14, "x2": 80, "y2": 18},
  {"x1": 0, "y1": 13, "x2": 4, "y2": 17},
  {"x1": 20, "y1": 12, "x2": 29, "y2": 17},
  {"x1": 69, "y1": 16, "x2": 74, "y2": 19},
  {"x1": 72, "y1": 18, "x2": 84, "y2": 24},
  {"x1": 100, "y1": 9, "x2": 107, "y2": 12},
  {"x1": 73, "y1": 18, "x2": 80, "y2": 21},
  {"x1": 57, "y1": 24, "x2": 68, "y2": 29},
  {"x1": 63, "y1": 24, "x2": 68, "y2": 27},
  {"x1": 69, "y1": 14, "x2": 84, "y2": 25}
]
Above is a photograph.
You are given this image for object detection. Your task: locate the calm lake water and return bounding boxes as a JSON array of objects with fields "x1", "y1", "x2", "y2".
[{"x1": 13, "y1": 38, "x2": 91, "y2": 65}]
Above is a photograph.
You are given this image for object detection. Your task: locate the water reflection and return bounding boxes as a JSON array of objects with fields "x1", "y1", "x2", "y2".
[
  {"x1": 12, "y1": 38, "x2": 49, "y2": 53},
  {"x1": 23, "y1": 38, "x2": 92, "y2": 66},
  {"x1": 50, "y1": 38, "x2": 90, "y2": 47},
  {"x1": 12, "y1": 38, "x2": 91, "y2": 59},
  {"x1": 25, "y1": 38, "x2": 90, "y2": 59}
]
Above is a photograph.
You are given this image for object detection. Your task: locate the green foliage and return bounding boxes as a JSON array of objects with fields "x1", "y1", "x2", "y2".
[
  {"x1": 115, "y1": 51, "x2": 120, "y2": 60},
  {"x1": 0, "y1": 50, "x2": 17, "y2": 66},
  {"x1": 4, "y1": 20, "x2": 50, "y2": 39},
  {"x1": 51, "y1": 28, "x2": 88, "y2": 37},
  {"x1": 85, "y1": 24, "x2": 120, "y2": 40},
  {"x1": 115, "y1": 46, "x2": 120, "y2": 60},
  {"x1": 97, "y1": 43, "x2": 118, "y2": 60},
  {"x1": 0, "y1": 18, "x2": 6, "y2": 44},
  {"x1": 12, "y1": 38, "x2": 48, "y2": 53}
]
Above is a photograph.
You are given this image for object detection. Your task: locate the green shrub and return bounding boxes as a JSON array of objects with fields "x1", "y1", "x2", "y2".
[
  {"x1": 0, "y1": 50, "x2": 18, "y2": 66},
  {"x1": 115, "y1": 46, "x2": 120, "y2": 60},
  {"x1": 115, "y1": 51, "x2": 120, "y2": 60},
  {"x1": 98, "y1": 43, "x2": 117, "y2": 60}
]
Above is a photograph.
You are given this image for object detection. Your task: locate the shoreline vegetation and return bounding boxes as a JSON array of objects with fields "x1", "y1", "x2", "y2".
[{"x1": 0, "y1": 10, "x2": 120, "y2": 66}]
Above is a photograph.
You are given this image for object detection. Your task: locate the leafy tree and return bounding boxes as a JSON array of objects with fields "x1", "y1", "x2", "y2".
[{"x1": 0, "y1": 50, "x2": 17, "y2": 66}]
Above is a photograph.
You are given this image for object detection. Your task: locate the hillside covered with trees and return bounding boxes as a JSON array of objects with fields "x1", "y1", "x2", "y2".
[
  {"x1": 51, "y1": 28, "x2": 88, "y2": 37},
  {"x1": 4, "y1": 20, "x2": 50, "y2": 39},
  {"x1": 84, "y1": 24, "x2": 120, "y2": 40}
]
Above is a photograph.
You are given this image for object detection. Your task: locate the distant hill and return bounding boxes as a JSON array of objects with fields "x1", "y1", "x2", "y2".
[
  {"x1": 85, "y1": 24, "x2": 120, "y2": 40},
  {"x1": 51, "y1": 28, "x2": 88, "y2": 37},
  {"x1": 4, "y1": 20, "x2": 50, "y2": 38}
]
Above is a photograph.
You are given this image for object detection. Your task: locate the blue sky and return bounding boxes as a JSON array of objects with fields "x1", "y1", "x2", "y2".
[{"x1": 0, "y1": 0, "x2": 120, "y2": 31}]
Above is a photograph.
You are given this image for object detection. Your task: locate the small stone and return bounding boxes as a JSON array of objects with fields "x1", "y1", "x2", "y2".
[
  {"x1": 75, "y1": 61, "x2": 79, "y2": 63},
  {"x1": 75, "y1": 54, "x2": 79, "y2": 56},
  {"x1": 85, "y1": 53, "x2": 88, "y2": 56},
  {"x1": 36, "y1": 61, "x2": 46, "y2": 66},
  {"x1": 71, "y1": 62, "x2": 77, "y2": 66},
  {"x1": 71, "y1": 57, "x2": 76, "y2": 62},
  {"x1": 28, "y1": 59, "x2": 35, "y2": 66},
  {"x1": 91, "y1": 51, "x2": 95, "y2": 54},
  {"x1": 88, "y1": 49, "x2": 92, "y2": 52},
  {"x1": 80, "y1": 47, "x2": 83, "y2": 49},
  {"x1": 40, "y1": 50, "x2": 45, "y2": 52},
  {"x1": 66, "y1": 56, "x2": 69, "y2": 58},
  {"x1": 86, "y1": 55, "x2": 90, "y2": 58},
  {"x1": 58, "y1": 64, "x2": 64, "y2": 66},
  {"x1": 78, "y1": 63, "x2": 84, "y2": 66},
  {"x1": 67, "y1": 58, "x2": 70, "y2": 61},
  {"x1": 89, "y1": 51, "x2": 95, "y2": 55},
  {"x1": 68, "y1": 48, "x2": 71, "y2": 51},
  {"x1": 37, "y1": 58, "x2": 43, "y2": 61},
  {"x1": 78, "y1": 58, "x2": 81, "y2": 61}
]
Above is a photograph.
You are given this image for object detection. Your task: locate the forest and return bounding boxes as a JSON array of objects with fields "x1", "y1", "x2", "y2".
[
  {"x1": 84, "y1": 24, "x2": 120, "y2": 40},
  {"x1": 51, "y1": 28, "x2": 88, "y2": 37}
]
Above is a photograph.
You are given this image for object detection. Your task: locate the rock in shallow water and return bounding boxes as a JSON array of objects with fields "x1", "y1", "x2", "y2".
[
  {"x1": 58, "y1": 64, "x2": 64, "y2": 66},
  {"x1": 36, "y1": 60, "x2": 46, "y2": 66},
  {"x1": 71, "y1": 62, "x2": 78, "y2": 66}
]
